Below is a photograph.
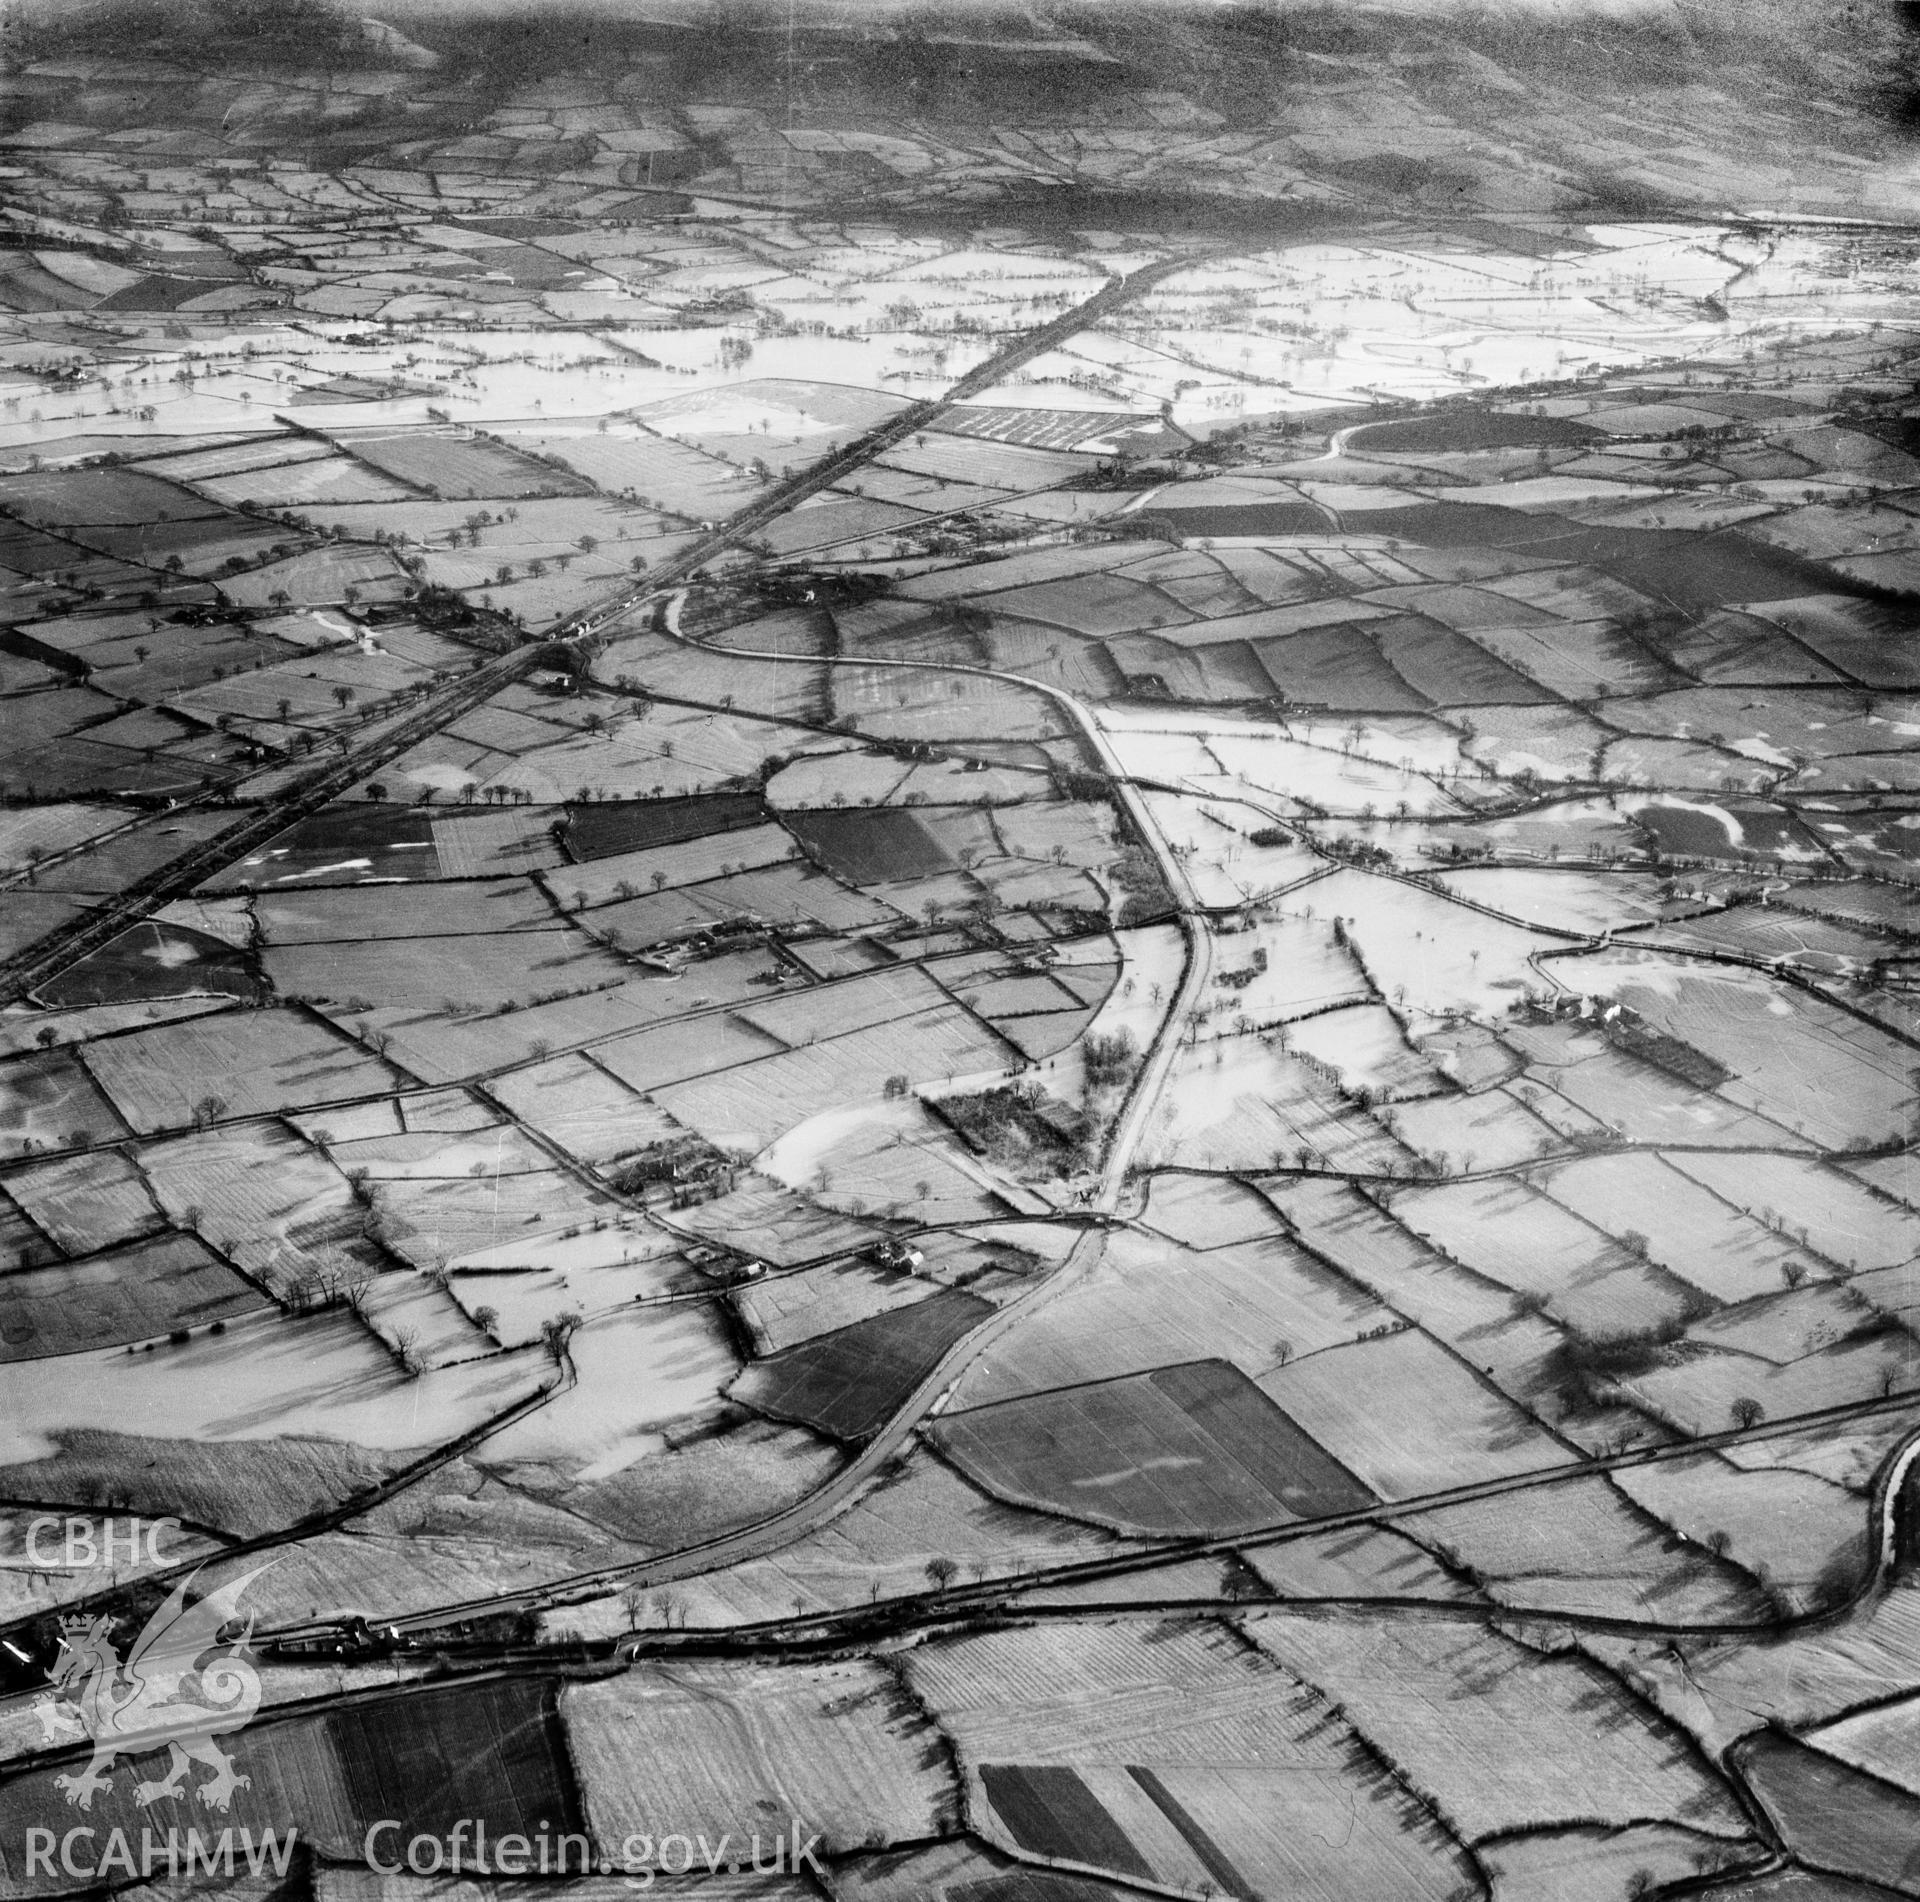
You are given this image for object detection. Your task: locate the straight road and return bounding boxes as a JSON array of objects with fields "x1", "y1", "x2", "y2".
[
  {"x1": 0, "y1": 253, "x2": 1201, "y2": 1008},
  {"x1": 0, "y1": 648, "x2": 540, "y2": 1007}
]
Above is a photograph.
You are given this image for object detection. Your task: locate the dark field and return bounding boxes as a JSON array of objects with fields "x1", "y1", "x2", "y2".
[
  {"x1": 980, "y1": 1765, "x2": 1155, "y2": 1880},
  {"x1": 1143, "y1": 501, "x2": 1330, "y2": 540},
  {"x1": 1348, "y1": 411, "x2": 1604, "y2": 454},
  {"x1": 1732, "y1": 1731, "x2": 1920, "y2": 1895},
  {"x1": 1127, "y1": 1766, "x2": 1255, "y2": 1898},
  {"x1": 0, "y1": 467, "x2": 221, "y2": 527},
  {"x1": 457, "y1": 217, "x2": 587, "y2": 238},
  {"x1": 565, "y1": 791, "x2": 767, "y2": 860},
  {"x1": 590, "y1": 860, "x2": 894, "y2": 942},
  {"x1": 7, "y1": 738, "x2": 206, "y2": 801},
  {"x1": 0, "y1": 892, "x2": 90, "y2": 962},
  {"x1": 1631, "y1": 800, "x2": 1821, "y2": 861},
  {"x1": 733, "y1": 1286, "x2": 994, "y2": 1441},
  {"x1": 95, "y1": 275, "x2": 256, "y2": 312},
  {"x1": 49, "y1": 616, "x2": 301, "y2": 690},
  {"x1": 42, "y1": 921, "x2": 262, "y2": 1007},
  {"x1": 0, "y1": 1426, "x2": 389, "y2": 1539},
  {"x1": 0, "y1": 686, "x2": 131, "y2": 754},
  {"x1": 0, "y1": 519, "x2": 156, "y2": 577},
  {"x1": 0, "y1": 1672, "x2": 581, "y2": 1874},
  {"x1": 1826, "y1": 806, "x2": 1920, "y2": 865},
  {"x1": 330, "y1": 1675, "x2": 584, "y2": 1848},
  {"x1": 786, "y1": 806, "x2": 957, "y2": 884},
  {"x1": 1357, "y1": 505, "x2": 1863, "y2": 615},
  {"x1": 0, "y1": 1232, "x2": 265, "y2": 1360},
  {"x1": 934, "y1": 1359, "x2": 1375, "y2": 1537},
  {"x1": 212, "y1": 805, "x2": 440, "y2": 887},
  {"x1": 0, "y1": 1048, "x2": 131, "y2": 1154},
  {"x1": 1250, "y1": 624, "x2": 1432, "y2": 711},
  {"x1": 336, "y1": 430, "x2": 595, "y2": 502},
  {"x1": 78, "y1": 517, "x2": 286, "y2": 570}
]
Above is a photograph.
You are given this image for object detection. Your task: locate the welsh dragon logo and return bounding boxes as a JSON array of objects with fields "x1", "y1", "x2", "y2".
[{"x1": 33, "y1": 1565, "x2": 272, "y2": 1813}]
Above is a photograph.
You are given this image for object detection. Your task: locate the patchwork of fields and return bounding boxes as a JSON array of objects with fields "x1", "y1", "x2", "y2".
[{"x1": 8, "y1": 7, "x2": 1920, "y2": 1900}]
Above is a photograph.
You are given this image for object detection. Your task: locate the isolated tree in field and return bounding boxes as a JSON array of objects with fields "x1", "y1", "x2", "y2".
[
  {"x1": 192, "y1": 1094, "x2": 227, "y2": 1129},
  {"x1": 331, "y1": 685, "x2": 354, "y2": 712},
  {"x1": 472, "y1": 1304, "x2": 499, "y2": 1335},
  {"x1": 925, "y1": 1556, "x2": 958, "y2": 1593},
  {"x1": 34, "y1": 1026, "x2": 57, "y2": 1050},
  {"x1": 1730, "y1": 1397, "x2": 1764, "y2": 1431},
  {"x1": 621, "y1": 1584, "x2": 645, "y2": 1632},
  {"x1": 366, "y1": 782, "x2": 387, "y2": 803},
  {"x1": 276, "y1": 697, "x2": 293, "y2": 724}
]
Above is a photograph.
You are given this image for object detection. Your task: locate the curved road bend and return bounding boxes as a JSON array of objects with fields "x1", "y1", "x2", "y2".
[{"x1": 262, "y1": 585, "x2": 1216, "y2": 1644}]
